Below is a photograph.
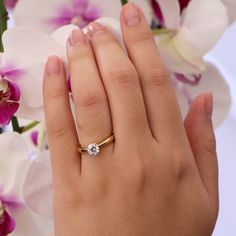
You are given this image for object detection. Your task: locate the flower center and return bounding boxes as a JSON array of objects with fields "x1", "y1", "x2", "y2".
[
  {"x1": 0, "y1": 77, "x2": 11, "y2": 103},
  {"x1": 0, "y1": 201, "x2": 5, "y2": 224},
  {"x1": 70, "y1": 16, "x2": 81, "y2": 26}
]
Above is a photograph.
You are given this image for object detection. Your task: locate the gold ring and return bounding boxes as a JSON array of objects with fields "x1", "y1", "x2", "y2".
[{"x1": 78, "y1": 134, "x2": 115, "y2": 156}]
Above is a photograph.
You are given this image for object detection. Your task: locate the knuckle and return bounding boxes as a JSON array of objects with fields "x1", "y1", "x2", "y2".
[
  {"x1": 69, "y1": 46, "x2": 93, "y2": 61},
  {"x1": 108, "y1": 67, "x2": 138, "y2": 89},
  {"x1": 44, "y1": 88, "x2": 67, "y2": 102},
  {"x1": 47, "y1": 114, "x2": 68, "y2": 138},
  {"x1": 142, "y1": 67, "x2": 170, "y2": 88},
  {"x1": 78, "y1": 90, "x2": 107, "y2": 110}
]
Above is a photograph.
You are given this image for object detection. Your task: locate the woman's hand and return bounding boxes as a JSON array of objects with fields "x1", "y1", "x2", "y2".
[{"x1": 43, "y1": 3, "x2": 218, "y2": 236}]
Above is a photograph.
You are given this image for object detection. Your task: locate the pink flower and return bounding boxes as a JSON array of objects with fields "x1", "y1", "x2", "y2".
[
  {"x1": 0, "y1": 132, "x2": 49, "y2": 236},
  {"x1": 0, "y1": 61, "x2": 24, "y2": 127}
]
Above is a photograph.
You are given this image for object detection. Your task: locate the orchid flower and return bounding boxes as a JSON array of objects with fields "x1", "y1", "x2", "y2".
[
  {"x1": 13, "y1": 0, "x2": 152, "y2": 33},
  {"x1": 148, "y1": 0, "x2": 232, "y2": 125},
  {"x1": 151, "y1": 0, "x2": 229, "y2": 75},
  {"x1": 0, "y1": 26, "x2": 66, "y2": 127},
  {"x1": 0, "y1": 132, "x2": 50, "y2": 236}
]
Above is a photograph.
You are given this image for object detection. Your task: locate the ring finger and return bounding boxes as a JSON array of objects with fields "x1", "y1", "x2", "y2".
[{"x1": 67, "y1": 28, "x2": 113, "y2": 173}]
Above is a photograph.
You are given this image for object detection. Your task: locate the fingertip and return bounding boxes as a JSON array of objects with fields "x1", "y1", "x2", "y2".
[{"x1": 46, "y1": 55, "x2": 61, "y2": 77}]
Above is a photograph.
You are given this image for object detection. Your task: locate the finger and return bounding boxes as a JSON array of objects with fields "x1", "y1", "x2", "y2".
[
  {"x1": 184, "y1": 93, "x2": 219, "y2": 218},
  {"x1": 121, "y1": 3, "x2": 184, "y2": 141},
  {"x1": 87, "y1": 22, "x2": 150, "y2": 141},
  {"x1": 67, "y1": 29, "x2": 113, "y2": 159},
  {"x1": 43, "y1": 56, "x2": 80, "y2": 188}
]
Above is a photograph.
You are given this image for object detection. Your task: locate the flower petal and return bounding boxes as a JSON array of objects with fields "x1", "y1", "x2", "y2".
[
  {"x1": 0, "y1": 132, "x2": 28, "y2": 194},
  {"x1": 0, "y1": 102, "x2": 19, "y2": 128},
  {"x1": 175, "y1": 63, "x2": 231, "y2": 127},
  {"x1": 158, "y1": 33, "x2": 206, "y2": 74},
  {"x1": 8, "y1": 206, "x2": 52, "y2": 236},
  {"x1": 0, "y1": 210, "x2": 16, "y2": 235},
  {"x1": 154, "y1": 0, "x2": 180, "y2": 29},
  {"x1": 23, "y1": 151, "x2": 53, "y2": 218},
  {"x1": 223, "y1": 0, "x2": 236, "y2": 23},
  {"x1": 181, "y1": 0, "x2": 229, "y2": 56}
]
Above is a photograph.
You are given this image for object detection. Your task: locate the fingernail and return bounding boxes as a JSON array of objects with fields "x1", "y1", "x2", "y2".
[
  {"x1": 87, "y1": 22, "x2": 105, "y2": 37},
  {"x1": 47, "y1": 56, "x2": 60, "y2": 76},
  {"x1": 205, "y1": 93, "x2": 213, "y2": 118},
  {"x1": 122, "y1": 3, "x2": 140, "y2": 26},
  {"x1": 69, "y1": 28, "x2": 85, "y2": 46}
]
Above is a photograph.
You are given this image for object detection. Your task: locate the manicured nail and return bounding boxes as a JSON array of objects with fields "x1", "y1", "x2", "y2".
[
  {"x1": 69, "y1": 28, "x2": 85, "y2": 46},
  {"x1": 205, "y1": 93, "x2": 213, "y2": 118},
  {"x1": 87, "y1": 22, "x2": 105, "y2": 37},
  {"x1": 47, "y1": 56, "x2": 60, "y2": 76},
  {"x1": 122, "y1": 3, "x2": 140, "y2": 26}
]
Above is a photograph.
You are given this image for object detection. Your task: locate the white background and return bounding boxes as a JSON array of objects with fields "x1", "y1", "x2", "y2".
[{"x1": 206, "y1": 22, "x2": 236, "y2": 236}]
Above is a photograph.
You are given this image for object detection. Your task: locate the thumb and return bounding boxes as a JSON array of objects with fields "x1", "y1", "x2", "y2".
[{"x1": 184, "y1": 93, "x2": 219, "y2": 219}]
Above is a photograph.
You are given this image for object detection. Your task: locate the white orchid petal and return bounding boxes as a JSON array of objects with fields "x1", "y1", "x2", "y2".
[
  {"x1": 223, "y1": 0, "x2": 236, "y2": 23},
  {"x1": 182, "y1": 0, "x2": 229, "y2": 55},
  {"x1": 154, "y1": 0, "x2": 180, "y2": 29},
  {"x1": 2, "y1": 27, "x2": 65, "y2": 111},
  {"x1": 9, "y1": 206, "x2": 51, "y2": 236},
  {"x1": 23, "y1": 151, "x2": 53, "y2": 219},
  {"x1": 52, "y1": 24, "x2": 78, "y2": 51},
  {"x1": 0, "y1": 132, "x2": 28, "y2": 195},
  {"x1": 158, "y1": 34, "x2": 206, "y2": 75},
  {"x1": 176, "y1": 63, "x2": 231, "y2": 127}
]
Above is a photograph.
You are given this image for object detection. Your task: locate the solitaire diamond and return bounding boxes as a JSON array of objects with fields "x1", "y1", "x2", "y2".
[{"x1": 87, "y1": 143, "x2": 100, "y2": 156}]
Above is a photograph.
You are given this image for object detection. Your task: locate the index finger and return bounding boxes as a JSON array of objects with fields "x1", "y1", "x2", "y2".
[{"x1": 43, "y1": 56, "x2": 81, "y2": 189}]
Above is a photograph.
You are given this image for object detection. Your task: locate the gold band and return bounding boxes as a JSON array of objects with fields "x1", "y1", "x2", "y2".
[{"x1": 78, "y1": 134, "x2": 115, "y2": 156}]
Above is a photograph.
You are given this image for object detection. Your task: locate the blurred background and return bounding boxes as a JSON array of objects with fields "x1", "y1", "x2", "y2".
[{"x1": 206, "y1": 22, "x2": 236, "y2": 236}]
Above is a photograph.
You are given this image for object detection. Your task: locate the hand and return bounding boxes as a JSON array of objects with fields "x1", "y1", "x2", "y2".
[{"x1": 43, "y1": 3, "x2": 218, "y2": 236}]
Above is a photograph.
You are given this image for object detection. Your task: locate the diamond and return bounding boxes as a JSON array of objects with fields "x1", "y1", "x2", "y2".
[{"x1": 87, "y1": 143, "x2": 100, "y2": 156}]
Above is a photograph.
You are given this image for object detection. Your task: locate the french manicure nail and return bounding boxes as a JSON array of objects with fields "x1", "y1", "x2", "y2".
[
  {"x1": 69, "y1": 28, "x2": 85, "y2": 46},
  {"x1": 205, "y1": 93, "x2": 213, "y2": 118},
  {"x1": 47, "y1": 56, "x2": 60, "y2": 76},
  {"x1": 87, "y1": 22, "x2": 105, "y2": 37},
  {"x1": 122, "y1": 3, "x2": 140, "y2": 26}
]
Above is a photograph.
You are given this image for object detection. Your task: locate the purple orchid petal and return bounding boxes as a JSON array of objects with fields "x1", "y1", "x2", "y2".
[
  {"x1": 179, "y1": 0, "x2": 190, "y2": 11},
  {"x1": 0, "y1": 210, "x2": 16, "y2": 235},
  {"x1": 7, "y1": 80, "x2": 21, "y2": 102},
  {"x1": 151, "y1": 0, "x2": 164, "y2": 26},
  {"x1": 0, "y1": 63, "x2": 25, "y2": 81},
  {"x1": 0, "y1": 102, "x2": 19, "y2": 128},
  {"x1": 1, "y1": 195, "x2": 23, "y2": 210},
  {"x1": 4, "y1": 0, "x2": 17, "y2": 9},
  {"x1": 175, "y1": 73, "x2": 202, "y2": 86},
  {"x1": 30, "y1": 131, "x2": 38, "y2": 146}
]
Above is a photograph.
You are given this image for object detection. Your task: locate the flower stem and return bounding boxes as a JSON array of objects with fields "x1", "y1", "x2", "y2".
[
  {"x1": 0, "y1": 0, "x2": 8, "y2": 52},
  {"x1": 21, "y1": 121, "x2": 40, "y2": 133},
  {"x1": 152, "y1": 28, "x2": 175, "y2": 36},
  {"x1": 121, "y1": 0, "x2": 128, "y2": 6},
  {"x1": 11, "y1": 116, "x2": 21, "y2": 133}
]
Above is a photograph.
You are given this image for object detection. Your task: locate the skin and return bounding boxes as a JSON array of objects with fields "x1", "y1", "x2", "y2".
[{"x1": 43, "y1": 3, "x2": 218, "y2": 236}]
